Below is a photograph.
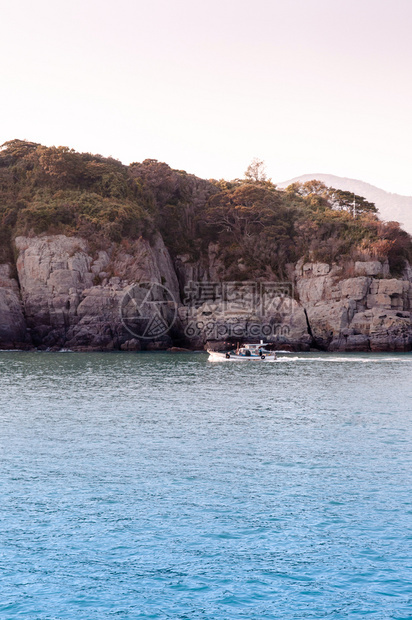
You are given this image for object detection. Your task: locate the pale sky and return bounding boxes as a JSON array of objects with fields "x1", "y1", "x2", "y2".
[{"x1": 1, "y1": 0, "x2": 412, "y2": 194}]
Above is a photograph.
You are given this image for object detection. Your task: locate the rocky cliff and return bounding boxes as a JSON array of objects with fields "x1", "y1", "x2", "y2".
[
  {"x1": 0, "y1": 142, "x2": 411, "y2": 352},
  {"x1": 0, "y1": 263, "x2": 27, "y2": 348},
  {"x1": 295, "y1": 260, "x2": 411, "y2": 351},
  {"x1": 0, "y1": 233, "x2": 410, "y2": 351},
  {"x1": 2, "y1": 234, "x2": 180, "y2": 351}
]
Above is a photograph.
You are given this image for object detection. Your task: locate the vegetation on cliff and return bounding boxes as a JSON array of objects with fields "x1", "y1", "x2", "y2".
[{"x1": 0, "y1": 140, "x2": 411, "y2": 276}]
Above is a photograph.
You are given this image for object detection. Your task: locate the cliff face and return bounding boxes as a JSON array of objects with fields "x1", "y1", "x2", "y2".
[
  {"x1": 0, "y1": 233, "x2": 411, "y2": 351},
  {"x1": 7, "y1": 234, "x2": 179, "y2": 350},
  {"x1": 0, "y1": 264, "x2": 28, "y2": 348},
  {"x1": 295, "y1": 260, "x2": 411, "y2": 351}
]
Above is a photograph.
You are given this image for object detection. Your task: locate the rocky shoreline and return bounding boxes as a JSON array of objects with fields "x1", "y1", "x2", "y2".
[{"x1": 0, "y1": 234, "x2": 411, "y2": 352}]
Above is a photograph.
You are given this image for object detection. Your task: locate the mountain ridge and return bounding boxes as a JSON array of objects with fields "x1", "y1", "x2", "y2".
[{"x1": 278, "y1": 174, "x2": 412, "y2": 235}]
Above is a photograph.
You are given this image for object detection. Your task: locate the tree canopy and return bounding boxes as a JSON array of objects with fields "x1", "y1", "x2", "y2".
[
  {"x1": 286, "y1": 180, "x2": 378, "y2": 215},
  {"x1": 0, "y1": 142, "x2": 410, "y2": 275}
]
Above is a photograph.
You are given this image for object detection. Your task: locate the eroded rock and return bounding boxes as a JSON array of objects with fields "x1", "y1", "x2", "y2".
[{"x1": 0, "y1": 264, "x2": 29, "y2": 348}]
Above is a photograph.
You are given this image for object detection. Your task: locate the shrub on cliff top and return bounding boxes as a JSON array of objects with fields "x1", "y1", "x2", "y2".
[
  {"x1": 0, "y1": 140, "x2": 154, "y2": 246},
  {"x1": 0, "y1": 141, "x2": 411, "y2": 277},
  {"x1": 202, "y1": 179, "x2": 411, "y2": 277}
]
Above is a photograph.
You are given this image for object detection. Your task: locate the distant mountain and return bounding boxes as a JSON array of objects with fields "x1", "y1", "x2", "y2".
[{"x1": 278, "y1": 174, "x2": 412, "y2": 235}]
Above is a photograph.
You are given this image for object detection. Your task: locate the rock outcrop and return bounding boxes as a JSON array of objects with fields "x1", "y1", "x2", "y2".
[
  {"x1": 0, "y1": 234, "x2": 411, "y2": 351},
  {"x1": 12, "y1": 234, "x2": 180, "y2": 350},
  {"x1": 295, "y1": 259, "x2": 411, "y2": 351},
  {"x1": 0, "y1": 264, "x2": 28, "y2": 348},
  {"x1": 175, "y1": 252, "x2": 411, "y2": 352}
]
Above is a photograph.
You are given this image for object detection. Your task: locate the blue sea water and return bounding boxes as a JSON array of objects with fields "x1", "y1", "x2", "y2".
[{"x1": 0, "y1": 351, "x2": 412, "y2": 619}]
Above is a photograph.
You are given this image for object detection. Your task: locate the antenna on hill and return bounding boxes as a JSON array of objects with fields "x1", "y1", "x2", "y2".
[{"x1": 353, "y1": 194, "x2": 356, "y2": 218}]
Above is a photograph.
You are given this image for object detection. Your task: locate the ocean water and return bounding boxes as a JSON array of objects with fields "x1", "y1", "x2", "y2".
[{"x1": 0, "y1": 351, "x2": 412, "y2": 620}]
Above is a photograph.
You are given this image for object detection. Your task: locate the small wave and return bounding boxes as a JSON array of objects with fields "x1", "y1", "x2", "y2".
[
  {"x1": 0, "y1": 349, "x2": 24, "y2": 352},
  {"x1": 275, "y1": 355, "x2": 411, "y2": 363},
  {"x1": 208, "y1": 353, "x2": 411, "y2": 363}
]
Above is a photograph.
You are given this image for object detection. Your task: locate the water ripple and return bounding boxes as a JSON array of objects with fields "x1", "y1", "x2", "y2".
[{"x1": 0, "y1": 351, "x2": 411, "y2": 618}]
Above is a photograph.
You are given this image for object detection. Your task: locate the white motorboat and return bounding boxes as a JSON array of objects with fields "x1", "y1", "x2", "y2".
[{"x1": 207, "y1": 341, "x2": 277, "y2": 361}]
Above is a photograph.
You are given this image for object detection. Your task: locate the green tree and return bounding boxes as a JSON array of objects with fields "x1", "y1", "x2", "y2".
[{"x1": 328, "y1": 189, "x2": 377, "y2": 216}]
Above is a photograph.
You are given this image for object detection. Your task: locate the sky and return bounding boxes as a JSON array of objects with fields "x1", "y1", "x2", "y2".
[{"x1": 1, "y1": 0, "x2": 412, "y2": 194}]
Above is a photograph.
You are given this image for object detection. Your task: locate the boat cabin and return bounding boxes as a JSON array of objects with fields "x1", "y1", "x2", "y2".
[{"x1": 237, "y1": 342, "x2": 269, "y2": 357}]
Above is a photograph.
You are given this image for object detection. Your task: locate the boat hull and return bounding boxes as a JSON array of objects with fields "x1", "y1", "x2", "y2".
[{"x1": 207, "y1": 350, "x2": 276, "y2": 362}]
